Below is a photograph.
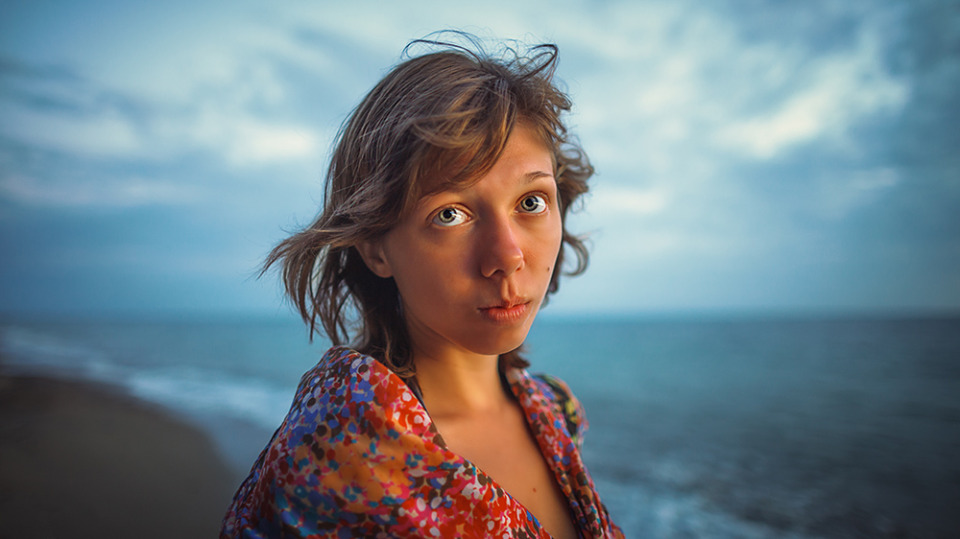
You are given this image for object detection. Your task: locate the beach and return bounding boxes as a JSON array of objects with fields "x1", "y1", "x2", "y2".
[
  {"x1": 3, "y1": 315, "x2": 959, "y2": 537},
  {"x1": 0, "y1": 373, "x2": 237, "y2": 539}
]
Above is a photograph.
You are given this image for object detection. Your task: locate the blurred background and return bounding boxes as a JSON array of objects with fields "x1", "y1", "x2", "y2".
[{"x1": 2, "y1": 0, "x2": 958, "y2": 537}]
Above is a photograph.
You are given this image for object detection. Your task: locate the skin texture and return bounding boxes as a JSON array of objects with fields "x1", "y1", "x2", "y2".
[{"x1": 358, "y1": 123, "x2": 576, "y2": 539}]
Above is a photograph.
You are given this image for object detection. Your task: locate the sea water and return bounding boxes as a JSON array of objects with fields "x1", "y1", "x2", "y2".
[{"x1": 1, "y1": 313, "x2": 958, "y2": 538}]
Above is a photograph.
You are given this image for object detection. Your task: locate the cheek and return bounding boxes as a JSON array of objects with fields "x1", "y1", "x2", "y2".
[
  {"x1": 535, "y1": 217, "x2": 564, "y2": 275},
  {"x1": 549, "y1": 215, "x2": 564, "y2": 260},
  {"x1": 389, "y1": 240, "x2": 469, "y2": 298}
]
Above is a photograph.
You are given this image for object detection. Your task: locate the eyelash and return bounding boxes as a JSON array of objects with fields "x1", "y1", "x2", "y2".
[{"x1": 431, "y1": 193, "x2": 550, "y2": 228}]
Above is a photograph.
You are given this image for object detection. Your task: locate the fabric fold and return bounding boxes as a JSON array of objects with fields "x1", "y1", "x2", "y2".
[{"x1": 222, "y1": 347, "x2": 623, "y2": 538}]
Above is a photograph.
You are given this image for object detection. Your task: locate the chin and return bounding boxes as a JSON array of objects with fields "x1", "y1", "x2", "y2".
[{"x1": 465, "y1": 326, "x2": 532, "y2": 357}]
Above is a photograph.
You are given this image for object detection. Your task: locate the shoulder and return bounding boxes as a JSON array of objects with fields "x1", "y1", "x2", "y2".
[
  {"x1": 295, "y1": 345, "x2": 376, "y2": 396},
  {"x1": 523, "y1": 371, "x2": 590, "y2": 449},
  {"x1": 284, "y1": 347, "x2": 371, "y2": 424},
  {"x1": 266, "y1": 346, "x2": 391, "y2": 464},
  {"x1": 287, "y1": 346, "x2": 423, "y2": 434},
  {"x1": 222, "y1": 347, "x2": 435, "y2": 536}
]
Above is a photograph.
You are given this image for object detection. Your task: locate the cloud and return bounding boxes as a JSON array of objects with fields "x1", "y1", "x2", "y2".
[
  {"x1": 182, "y1": 106, "x2": 325, "y2": 167},
  {"x1": 1, "y1": 0, "x2": 956, "y2": 314},
  {"x1": 0, "y1": 55, "x2": 326, "y2": 170},
  {"x1": 715, "y1": 26, "x2": 909, "y2": 159},
  {"x1": 0, "y1": 102, "x2": 142, "y2": 157},
  {"x1": 588, "y1": 185, "x2": 669, "y2": 217},
  {"x1": 813, "y1": 168, "x2": 900, "y2": 220},
  {"x1": 556, "y1": 0, "x2": 910, "y2": 185},
  {"x1": 0, "y1": 174, "x2": 202, "y2": 208}
]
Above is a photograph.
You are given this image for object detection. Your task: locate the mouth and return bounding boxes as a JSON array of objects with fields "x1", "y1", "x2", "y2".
[{"x1": 478, "y1": 299, "x2": 531, "y2": 324}]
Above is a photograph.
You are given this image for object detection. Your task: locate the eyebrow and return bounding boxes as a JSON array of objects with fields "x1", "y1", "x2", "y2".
[{"x1": 522, "y1": 170, "x2": 555, "y2": 183}]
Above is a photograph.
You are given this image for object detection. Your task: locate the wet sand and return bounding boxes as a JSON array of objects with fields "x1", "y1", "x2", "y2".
[{"x1": 0, "y1": 374, "x2": 237, "y2": 539}]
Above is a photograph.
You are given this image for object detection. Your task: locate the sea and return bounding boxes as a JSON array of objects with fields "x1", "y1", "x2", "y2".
[{"x1": 1, "y1": 312, "x2": 958, "y2": 538}]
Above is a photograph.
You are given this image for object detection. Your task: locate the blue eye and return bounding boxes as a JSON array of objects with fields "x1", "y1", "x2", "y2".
[
  {"x1": 518, "y1": 194, "x2": 548, "y2": 214},
  {"x1": 433, "y1": 207, "x2": 467, "y2": 227}
]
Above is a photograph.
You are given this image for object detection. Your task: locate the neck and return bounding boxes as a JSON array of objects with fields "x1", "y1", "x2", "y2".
[{"x1": 412, "y1": 345, "x2": 512, "y2": 419}]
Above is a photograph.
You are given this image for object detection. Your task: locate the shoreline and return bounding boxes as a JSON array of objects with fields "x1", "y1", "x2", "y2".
[{"x1": 0, "y1": 373, "x2": 238, "y2": 539}]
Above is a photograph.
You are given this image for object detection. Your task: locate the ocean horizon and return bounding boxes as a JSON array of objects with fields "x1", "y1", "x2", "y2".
[{"x1": 2, "y1": 311, "x2": 958, "y2": 538}]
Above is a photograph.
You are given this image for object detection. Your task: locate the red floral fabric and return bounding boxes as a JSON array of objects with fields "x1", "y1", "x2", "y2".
[{"x1": 221, "y1": 346, "x2": 622, "y2": 538}]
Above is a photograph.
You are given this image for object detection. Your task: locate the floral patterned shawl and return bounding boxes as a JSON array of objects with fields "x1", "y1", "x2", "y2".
[{"x1": 221, "y1": 346, "x2": 622, "y2": 538}]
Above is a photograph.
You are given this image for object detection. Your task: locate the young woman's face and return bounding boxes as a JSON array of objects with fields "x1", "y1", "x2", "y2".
[{"x1": 364, "y1": 123, "x2": 563, "y2": 359}]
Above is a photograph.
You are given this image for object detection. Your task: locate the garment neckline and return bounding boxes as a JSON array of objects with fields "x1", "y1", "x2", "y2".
[{"x1": 332, "y1": 346, "x2": 585, "y2": 537}]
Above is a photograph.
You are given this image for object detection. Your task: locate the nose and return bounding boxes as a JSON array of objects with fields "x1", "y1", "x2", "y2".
[{"x1": 479, "y1": 217, "x2": 524, "y2": 278}]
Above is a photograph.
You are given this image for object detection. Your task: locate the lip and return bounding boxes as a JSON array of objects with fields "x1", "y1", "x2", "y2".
[{"x1": 478, "y1": 300, "x2": 530, "y2": 324}]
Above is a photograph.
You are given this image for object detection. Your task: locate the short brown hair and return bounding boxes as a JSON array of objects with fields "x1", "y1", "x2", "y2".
[{"x1": 264, "y1": 34, "x2": 593, "y2": 378}]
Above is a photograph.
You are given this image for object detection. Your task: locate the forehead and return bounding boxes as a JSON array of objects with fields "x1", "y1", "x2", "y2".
[{"x1": 413, "y1": 123, "x2": 554, "y2": 196}]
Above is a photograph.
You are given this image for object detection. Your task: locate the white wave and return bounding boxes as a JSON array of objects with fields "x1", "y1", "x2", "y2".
[
  {"x1": 0, "y1": 325, "x2": 110, "y2": 370},
  {"x1": 1, "y1": 323, "x2": 295, "y2": 432},
  {"x1": 596, "y1": 477, "x2": 816, "y2": 539},
  {"x1": 127, "y1": 367, "x2": 292, "y2": 431}
]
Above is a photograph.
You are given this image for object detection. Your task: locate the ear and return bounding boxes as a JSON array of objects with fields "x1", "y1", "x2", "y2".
[{"x1": 355, "y1": 239, "x2": 393, "y2": 278}]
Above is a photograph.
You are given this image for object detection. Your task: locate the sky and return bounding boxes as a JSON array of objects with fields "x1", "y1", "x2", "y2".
[{"x1": 1, "y1": 0, "x2": 958, "y2": 317}]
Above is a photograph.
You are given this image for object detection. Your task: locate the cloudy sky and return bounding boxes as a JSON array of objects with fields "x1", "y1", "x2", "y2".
[{"x1": 2, "y1": 0, "x2": 958, "y2": 317}]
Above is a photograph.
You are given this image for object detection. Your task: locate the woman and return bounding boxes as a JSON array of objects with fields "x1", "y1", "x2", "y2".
[{"x1": 221, "y1": 35, "x2": 623, "y2": 538}]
